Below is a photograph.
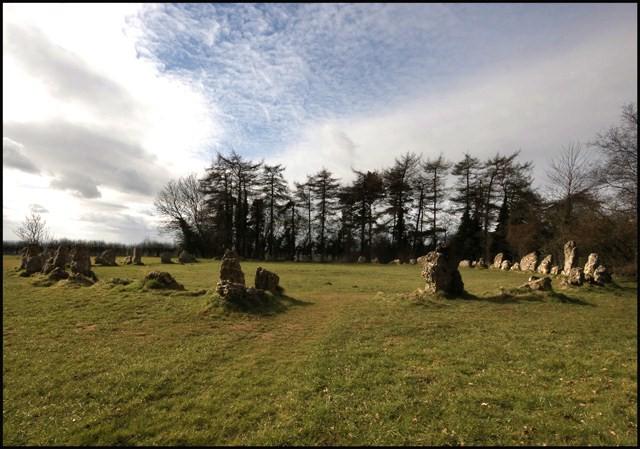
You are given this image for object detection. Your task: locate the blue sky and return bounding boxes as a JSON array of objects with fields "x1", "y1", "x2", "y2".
[{"x1": 3, "y1": 3, "x2": 638, "y2": 242}]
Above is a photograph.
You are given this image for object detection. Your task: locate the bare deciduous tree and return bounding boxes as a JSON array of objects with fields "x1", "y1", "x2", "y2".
[
  {"x1": 590, "y1": 102, "x2": 638, "y2": 214},
  {"x1": 14, "y1": 211, "x2": 51, "y2": 246}
]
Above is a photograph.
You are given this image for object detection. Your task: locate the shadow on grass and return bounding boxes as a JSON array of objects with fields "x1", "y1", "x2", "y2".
[
  {"x1": 459, "y1": 289, "x2": 595, "y2": 306},
  {"x1": 206, "y1": 292, "x2": 314, "y2": 316}
]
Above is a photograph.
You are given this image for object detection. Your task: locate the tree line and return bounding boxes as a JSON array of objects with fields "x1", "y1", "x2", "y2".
[{"x1": 154, "y1": 103, "x2": 637, "y2": 274}]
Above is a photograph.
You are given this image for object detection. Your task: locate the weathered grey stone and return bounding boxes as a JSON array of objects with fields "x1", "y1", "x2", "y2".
[
  {"x1": 593, "y1": 265, "x2": 612, "y2": 285},
  {"x1": 471, "y1": 261, "x2": 477, "y2": 267},
  {"x1": 520, "y1": 252, "x2": 539, "y2": 271},
  {"x1": 537, "y1": 255, "x2": 553, "y2": 275},
  {"x1": 476, "y1": 257, "x2": 487, "y2": 269},
  {"x1": 20, "y1": 244, "x2": 42, "y2": 270},
  {"x1": 178, "y1": 250, "x2": 196, "y2": 263},
  {"x1": 563, "y1": 241, "x2": 577, "y2": 275},
  {"x1": 521, "y1": 276, "x2": 552, "y2": 291},
  {"x1": 160, "y1": 252, "x2": 173, "y2": 263},
  {"x1": 584, "y1": 253, "x2": 600, "y2": 282},
  {"x1": 493, "y1": 253, "x2": 504, "y2": 269},
  {"x1": 510, "y1": 262, "x2": 521, "y2": 271},
  {"x1": 255, "y1": 267, "x2": 281, "y2": 293},
  {"x1": 550, "y1": 265, "x2": 559, "y2": 275},
  {"x1": 416, "y1": 255, "x2": 428, "y2": 265},
  {"x1": 567, "y1": 267, "x2": 584, "y2": 286},
  {"x1": 143, "y1": 271, "x2": 184, "y2": 290},
  {"x1": 458, "y1": 260, "x2": 471, "y2": 268},
  {"x1": 25, "y1": 254, "x2": 44, "y2": 275},
  {"x1": 389, "y1": 259, "x2": 402, "y2": 265},
  {"x1": 132, "y1": 247, "x2": 143, "y2": 265},
  {"x1": 501, "y1": 260, "x2": 511, "y2": 271},
  {"x1": 48, "y1": 266, "x2": 69, "y2": 281},
  {"x1": 70, "y1": 247, "x2": 96, "y2": 280},
  {"x1": 95, "y1": 249, "x2": 117, "y2": 266},
  {"x1": 371, "y1": 257, "x2": 380, "y2": 264},
  {"x1": 357, "y1": 256, "x2": 366, "y2": 263},
  {"x1": 42, "y1": 246, "x2": 68, "y2": 274},
  {"x1": 420, "y1": 249, "x2": 464, "y2": 296},
  {"x1": 409, "y1": 258, "x2": 417, "y2": 265},
  {"x1": 219, "y1": 249, "x2": 245, "y2": 286}
]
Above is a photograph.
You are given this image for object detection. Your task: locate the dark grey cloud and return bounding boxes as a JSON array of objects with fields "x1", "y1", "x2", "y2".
[
  {"x1": 3, "y1": 121, "x2": 172, "y2": 198},
  {"x1": 3, "y1": 138, "x2": 40, "y2": 174},
  {"x1": 29, "y1": 204, "x2": 49, "y2": 214},
  {"x1": 78, "y1": 211, "x2": 160, "y2": 243},
  {"x1": 4, "y1": 23, "x2": 139, "y2": 119}
]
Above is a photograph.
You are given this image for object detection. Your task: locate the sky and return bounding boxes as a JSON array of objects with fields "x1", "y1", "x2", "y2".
[{"x1": 3, "y1": 3, "x2": 637, "y2": 243}]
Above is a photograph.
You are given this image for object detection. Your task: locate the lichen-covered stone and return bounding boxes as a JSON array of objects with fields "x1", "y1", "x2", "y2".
[
  {"x1": 47, "y1": 266, "x2": 69, "y2": 281},
  {"x1": 95, "y1": 249, "x2": 117, "y2": 266},
  {"x1": 593, "y1": 265, "x2": 612, "y2": 285},
  {"x1": 583, "y1": 253, "x2": 600, "y2": 283},
  {"x1": 537, "y1": 255, "x2": 553, "y2": 275},
  {"x1": 567, "y1": 267, "x2": 584, "y2": 286},
  {"x1": 476, "y1": 257, "x2": 487, "y2": 269},
  {"x1": 420, "y1": 249, "x2": 464, "y2": 296},
  {"x1": 178, "y1": 250, "x2": 196, "y2": 263},
  {"x1": 550, "y1": 265, "x2": 559, "y2": 275},
  {"x1": 510, "y1": 262, "x2": 521, "y2": 271},
  {"x1": 357, "y1": 256, "x2": 366, "y2": 263},
  {"x1": 219, "y1": 249, "x2": 245, "y2": 285},
  {"x1": 255, "y1": 267, "x2": 281, "y2": 293},
  {"x1": 458, "y1": 260, "x2": 471, "y2": 268},
  {"x1": 563, "y1": 241, "x2": 577, "y2": 275},
  {"x1": 501, "y1": 260, "x2": 511, "y2": 271},
  {"x1": 143, "y1": 271, "x2": 185, "y2": 290},
  {"x1": 493, "y1": 253, "x2": 504, "y2": 269},
  {"x1": 521, "y1": 276, "x2": 552, "y2": 291},
  {"x1": 409, "y1": 258, "x2": 417, "y2": 265},
  {"x1": 160, "y1": 252, "x2": 173, "y2": 263},
  {"x1": 520, "y1": 252, "x2": 539, "y2": 271}
]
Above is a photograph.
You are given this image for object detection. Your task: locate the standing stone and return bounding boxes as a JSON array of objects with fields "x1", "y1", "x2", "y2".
[
  {"x1": 458, "y1": 260, "x2": 471, "y2": 268},
  {"x1": 70, "y1": 247, "x2": 96, "y2": 281},
  {"x1": 95, "y1": 249, "x2": 117, "y2": 266},
  {"x1": 20, "y1": 244, "x2": 42, "y2": 270},
  {"x1": 501, "y1": 260, "x2": 511, "y2": 271},
  {"x1": 493, "y1": 253, "x2": 504, "y2": 269},
  {"x1": 567, "y1": 267, "x2": 584, "y2": 286},
  {"x1": 537, "y1": 255, "x2": 553, "y2": 275},
  {"x1": 132, "y1": 247, "x2": 143, "y2": 265},
  {"x1": 357, "y1": 256, "x2": 366, "y2": 263},
  {"x1": 255, "y1": 267, "x2": 281, "y2": 293},
  {"x1": 550, "y1": 265, "x2": 559, "y2": 275},
  {"x1": 520, "y1": 252, "x2": 539, "y2": 272},
  {"x1": 42, "y1": 245, "x2": 68, "y2": 274},
  {"x1": 416, "y1": 255, "x2": 427, "y2": 265},
  {"x1": 409, "y1": 258, "x2": 417, "y2": 265},
  {"x1": 371, "y1": 257, "x2": 380, "y2": 264},
  {"x1": 471, "y1": 261, "x2": 477, "y2": 267},
  {"x1": 510, "y1": 262, "x2": 521, "y2": 271},
  {"x1": 160, "y1": 252, "x2": 173, "y2": 263},
  {"x1": 389, "y1": 259, "x2": 402, "y2": 265},
  {"x1": 563, "y1": 240, "x2": 577, "y2": 275},
  {"x1": 593, "y1": 265, "x2": 612, "y2": 285},
  {"x1": 24, "y1": 254, "x2": 44, "y2": 275},
  {"x1": 420, "y1": 248, "x2": 464, "y2": 296},
  {"x1": 583, "y1": 253, "x2": 600, "y2": 282},
  {"x1": 178, "y1": 250, "x2": 196, "y2": 263},
  {"x1": 476, "y1": 257, "x2": 487, "y2": 269},
  {"x1": 219, "y1": 249, "x2": 245, "y2": 286}
]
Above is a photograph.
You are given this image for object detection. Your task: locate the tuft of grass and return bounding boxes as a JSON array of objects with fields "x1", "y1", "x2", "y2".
[{"x1": 2, "y1": 257, "x2": 637, "y2": 446}]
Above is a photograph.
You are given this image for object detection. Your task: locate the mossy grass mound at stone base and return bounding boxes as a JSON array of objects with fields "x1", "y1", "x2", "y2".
[{"x1": 142, "y1": 271, "x2": 185, "y2": 290}]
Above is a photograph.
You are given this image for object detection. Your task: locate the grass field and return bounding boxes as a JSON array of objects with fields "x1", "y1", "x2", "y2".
[{"x1": 2, "y1": 255, "x2": 637, "y2": 445}]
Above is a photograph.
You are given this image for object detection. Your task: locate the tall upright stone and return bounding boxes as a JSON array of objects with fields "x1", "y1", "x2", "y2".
[
  {"x1": 563, "y1": 240, "x2": 577, "y2": 275},
  {"x1": 420, "y1": 247, "x2": 464, "y2": 296},
  {"x1": 493, "y1": 253, "x2": 504, "y2": 269},
  {"x1": 219, "y1": 249, "x2": 245, "y2": 286},
  {"x1": 583, "y1": 253, "x2": 600, "y2": 282},
  {"x1": 42, "y1": 245, "x2": 68, "y2": 274},
  {"x1": 132, "y1": 247, "x2": 143, "y2": 265},
  {"x1": 70, "y1": 246, "x2": 96, "y2": 280}
]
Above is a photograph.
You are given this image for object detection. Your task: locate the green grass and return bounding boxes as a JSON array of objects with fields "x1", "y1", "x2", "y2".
[{"x1": 2, "y1": 256, "x2": 637, "y2": 445}]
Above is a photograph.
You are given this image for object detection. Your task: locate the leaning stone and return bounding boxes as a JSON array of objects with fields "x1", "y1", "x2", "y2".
[
  {"x1": 583, "y1": 253, "x2": 600, "y2": 283},
  {"x1": 537, "y1": 255, "x2": 553, "y2": 275},
  {"x1": 562, "y1": 241, "x2": 577, "y2": 275},
  {"x1": 20, "y1": 244, "x2": 42, "y2": 270},
  {"x1": 510, "y1": 262, "x2": 521, "y2": 271},
  {"x1": 357, "y1": 256, "x2": 366, "y2": 263},
  {"x1": 219, "y1": 249, "x2": 245, "y2": 286},
  {"x1": 501, "y1": 260, "x2": 511, "y2": 271},
  {"x1": 520, "y1": 252, "x2": 539, "y2": 272},
  {"x1": 48, "y1": 266, "x2": 69, "y2": 281},
  {"x1": 160, "y1": 252, "x2": 173, "y2": 263},
  {"x1": 550, "y1": 265, "x2": 559, "y2": 275},
  {"x1": 493, "y1": 253, "x2": 504, "y2": 269},
  {"x1": 420, "y1": 248, "x2": 464, "y2": 296},
  {"x1": 255, "y1": 267, "x2": 281, "y2": 293},
  {"x1": 143, "y1": 271, "x2": 185, "y2": 290},
  {"x1": 178, "y1": 250, "x2": 196, "y2": 263},
  {"x1": 458, "y1": 260, "x2": 471, "y2": 268}
]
